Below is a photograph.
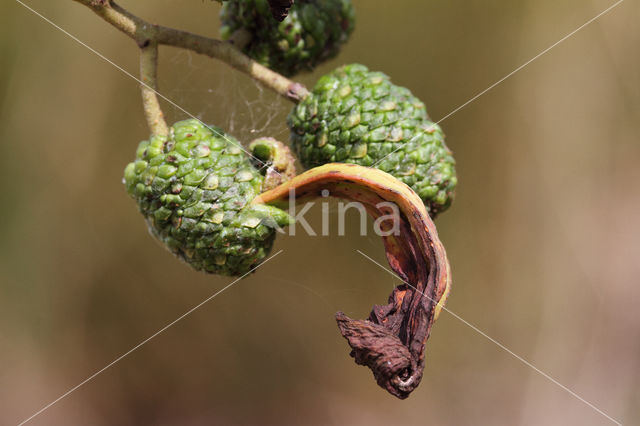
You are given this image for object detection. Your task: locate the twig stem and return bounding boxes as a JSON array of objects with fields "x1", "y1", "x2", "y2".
[
  {"x1": 139, "y1": 42, "x2": 168, "y2": 136},
  {"x1": 72, "y1": 0, "x2": 309, "y2": 103}
]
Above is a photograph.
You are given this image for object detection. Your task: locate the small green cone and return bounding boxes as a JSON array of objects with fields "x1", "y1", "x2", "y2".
[
  {"x1": 220, "y1": 0, "x2": 355, "y2": 76},
  {"x1": 288, "y1": 64, "x2": 457, "y2": 215},
  {"x1": 124, "y1": 119, "x2": 292, "y2": 276}
]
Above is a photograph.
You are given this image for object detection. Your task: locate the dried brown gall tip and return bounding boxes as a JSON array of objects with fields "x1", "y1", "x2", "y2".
[
  {"x1": 252, "y1": 163, "x2": 451, "y2": 398},
  {"x1": 267, "y1": 0, "x2": 295, "y2": 21},
  {"x1": 217, "y1": 0, "x2": 293, "y2": 21}
]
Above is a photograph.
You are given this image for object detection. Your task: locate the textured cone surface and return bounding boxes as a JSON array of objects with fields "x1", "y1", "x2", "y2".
[
  {"x1": 124, "y1": 119, "x2": 291, "y2": 276},
  {"x1": 220, "y1": 0, "x2": 355, "y2": 76},
  {"x1": 288, "y1": 64, "x2": 457, "y2": 215}
]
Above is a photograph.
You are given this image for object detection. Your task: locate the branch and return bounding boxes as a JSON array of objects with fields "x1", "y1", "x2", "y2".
[
  {"x1": 72, "y1": 0, "x2": 309, "y2": 103},
  {"x1": 139, "y1": 42, "x2": 168, "y2": 136}
]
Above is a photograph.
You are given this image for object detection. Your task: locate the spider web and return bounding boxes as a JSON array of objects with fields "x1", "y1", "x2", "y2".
[{"x1": 162, "y1": 50, "x2": 291, "y2": 147}]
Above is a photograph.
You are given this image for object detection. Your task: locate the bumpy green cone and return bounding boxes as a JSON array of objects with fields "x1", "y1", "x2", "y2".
[
  {"x1": 288, "y1": 64, "x2": 457, "y2": 215},
  {"x1": 124, "y1": 119, "x2": 292, "y2": 276},
  {"x1": 220, "y1": 0, "x2": 355, "y2": 76}
]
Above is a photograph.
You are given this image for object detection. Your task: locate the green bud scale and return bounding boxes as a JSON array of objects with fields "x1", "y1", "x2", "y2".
[
  {"x1": 124, "y1": 119, "x2": 292, "y2": 276},
  {"x1": 288, "y1": 64, "x2": 457, "y2": 215},
  {"x1": 220, "y1": 0, "x2": 355, "y2": 76}
]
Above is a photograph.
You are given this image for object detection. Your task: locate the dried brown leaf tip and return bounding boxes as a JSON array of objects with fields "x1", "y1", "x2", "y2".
[{"x1": 253, "y1": 163, "x2": 451, "y2": 399}]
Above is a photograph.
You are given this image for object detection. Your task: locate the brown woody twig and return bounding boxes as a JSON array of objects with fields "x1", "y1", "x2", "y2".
[
  {"x1": 139, "y1": 42, "x2": 168, "y2": 136},
  {"x1": 72, "y1": 0, "x2": 309, "y2": 105}
]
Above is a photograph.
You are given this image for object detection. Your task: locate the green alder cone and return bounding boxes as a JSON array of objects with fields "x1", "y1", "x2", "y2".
[
  {"x1": 288, "y1": 64, "x2": 457, "y2": 215},
  {"x1": 124, "y1": 119, "x2": 292, "y2": 276},
  {"x1": 220, "y1": 0, "x2": 355, "y2": 76}
]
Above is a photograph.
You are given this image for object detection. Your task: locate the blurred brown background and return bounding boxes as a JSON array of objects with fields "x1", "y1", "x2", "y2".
[{"x1": 1, "y1": 0, "x2": 639, "y2": 425}]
